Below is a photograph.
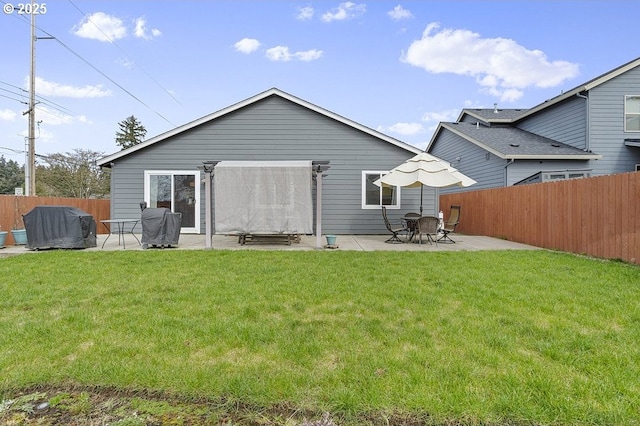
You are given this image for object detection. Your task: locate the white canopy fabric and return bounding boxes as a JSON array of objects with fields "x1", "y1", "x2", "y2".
[
  {"x1": 374, "y1": 152, "x2": 476, "y2": 214},
  {"x1": 374, "y1": 152, "x2": 476, "y2": 189},
  {"x1": 214, "y1": 161, "x2": 313, "y2": 234}
]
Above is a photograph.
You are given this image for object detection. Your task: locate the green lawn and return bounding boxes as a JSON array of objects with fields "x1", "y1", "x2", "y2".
[{"x1": 1, "y1": 249, "x2": 639, "y2": 425}]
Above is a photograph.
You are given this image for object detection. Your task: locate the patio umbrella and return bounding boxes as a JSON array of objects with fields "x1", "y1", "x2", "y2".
[{"x1": 374, "y1": 152, "x2": 476, "y2": 213}]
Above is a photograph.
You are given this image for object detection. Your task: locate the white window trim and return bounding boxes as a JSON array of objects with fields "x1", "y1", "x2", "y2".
[
  {"x1": 624, "y1": 95, "x2": 640, "y2": 133},
  {"x1": 361, "y1": 170, "x2": 401, "y2": 210},
  {"x1": 143, "y1": 170, "x2": 201, "y2": 233}
]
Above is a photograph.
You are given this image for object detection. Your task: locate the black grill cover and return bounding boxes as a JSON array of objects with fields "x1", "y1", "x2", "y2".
[
  {"x1": 141, "y1": 208, "x2": 181, "y2": 248},
  {"x1": 23, "y1": 206, "x2": 97, "y2": 249}
]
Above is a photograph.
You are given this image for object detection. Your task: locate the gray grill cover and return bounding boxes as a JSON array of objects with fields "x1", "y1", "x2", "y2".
[
  {"x1": 23, "y1": 206, "x2": 97, "y2": 249},
  {"x1": 141, "y1": 208, "x2": 181, "y2": 247}
]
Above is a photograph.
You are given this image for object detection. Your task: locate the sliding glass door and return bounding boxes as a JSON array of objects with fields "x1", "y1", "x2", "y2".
[{"x1": 144, "y1": 171, "x2": 200, "y2": 233}]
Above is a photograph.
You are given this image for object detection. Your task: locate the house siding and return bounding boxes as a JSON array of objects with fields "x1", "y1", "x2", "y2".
[
  {"x1": 507, "y1": 160, "x2": 592, "y2": 185},
  {"x1": 108, "y1": 95, "x2": 430, "y2": 235},
  {"x1": 517, "y1": 97, "x2": 587, "y2": 150},
  {"x1": 517, "y1": 66, "x2": 640, "y2": 176},
  {"x1": 587, "y1": 68, "x2": 640, "y2": 175},
  {"x1": 429, "y1": 60, "x2": 640, "y2": 191},
  {"x1": 430, "y1": 128, "x2": 505, "y2": 191}
]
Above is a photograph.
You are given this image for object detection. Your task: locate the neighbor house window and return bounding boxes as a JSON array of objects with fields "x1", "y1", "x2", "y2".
[
  {"x1": 625, "y1": 95, "x2": 640, "y2": 132},
  {"x1": 361, "y1": 171, "x2": 400, "y2": 209}
]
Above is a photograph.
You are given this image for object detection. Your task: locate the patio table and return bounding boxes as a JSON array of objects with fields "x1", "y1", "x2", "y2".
[{"x1": 100, "y1": 219, "x2": 140, "y2": 249}]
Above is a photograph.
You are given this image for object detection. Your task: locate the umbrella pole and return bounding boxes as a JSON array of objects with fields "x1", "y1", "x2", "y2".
[{"x1": 420, "y1": 184, "x2": 423, "y2": 215}]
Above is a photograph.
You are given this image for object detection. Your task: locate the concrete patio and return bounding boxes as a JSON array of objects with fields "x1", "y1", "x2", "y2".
[{"x1": 0, "y1": 232, "x2": 540, "y2": 254}]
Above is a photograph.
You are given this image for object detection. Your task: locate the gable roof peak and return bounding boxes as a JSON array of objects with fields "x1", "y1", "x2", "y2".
[{"x1": 97, "y1": 87, "x2": 420, "y2": 166}]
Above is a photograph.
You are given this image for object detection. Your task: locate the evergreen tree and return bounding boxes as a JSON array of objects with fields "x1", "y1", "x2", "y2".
[
  {"x1": 115, "y1": 115, "x2": 147, "y2": 150},
  {"x1": 0, "y1": 155, "x2": 24, "y2": 194}
]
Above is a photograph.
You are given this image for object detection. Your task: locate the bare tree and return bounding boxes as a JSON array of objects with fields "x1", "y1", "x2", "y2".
[{"x1": 36, "y1": 149, "x2": 110, "y2": 198}]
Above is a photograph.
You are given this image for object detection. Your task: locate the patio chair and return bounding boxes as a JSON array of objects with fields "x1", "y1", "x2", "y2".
[
  {"x1": 438, "y1": 205, "x2": 461, "y2": 243},
  {"x1": 415, "y1": 216, "x2": 440, "y2": 245},
  {"x1": 382, "y1": 206, "x2": 408, "y2": 243}
]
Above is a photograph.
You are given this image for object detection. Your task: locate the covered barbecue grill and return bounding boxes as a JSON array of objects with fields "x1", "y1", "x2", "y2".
[
  {"x1": 23, "y1": 206, "x2": 97, "y2": 250},
  {"x1": 140, "y1": 207, "x2": 182, "y2": 249}
]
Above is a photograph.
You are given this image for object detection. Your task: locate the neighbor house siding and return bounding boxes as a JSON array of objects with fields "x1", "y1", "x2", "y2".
[
  {"x1": 588, "y1": 68, "x2": 640, "y2": 176},
  {"x1": 430, "y1": 129, "x2": 505, "y2": 191},
  {"x1": 109, "y1": 95, "x2": 428, "y2": 234},
  {"x1": 507, "y1": 160, "x2": 592, "y2": 185},
  {"x1": 517, "y1": 97, "x2": 587, "y2": 150}
]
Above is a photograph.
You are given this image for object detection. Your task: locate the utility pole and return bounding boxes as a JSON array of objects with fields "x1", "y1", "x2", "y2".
[{"x1": 26, "y1": 0, "x2": 36, "y2": 196}]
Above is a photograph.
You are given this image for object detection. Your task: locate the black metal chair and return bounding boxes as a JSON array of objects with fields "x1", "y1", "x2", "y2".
[
  {"x1": 438, "y1": 205, "x2": 461, "y2": 243},
  {"x1": 382, "y1": 206, "x2": 408, "y2": 243},
  {"x1": 415, "y1": 216, "x2": 440, "y2": 245}
]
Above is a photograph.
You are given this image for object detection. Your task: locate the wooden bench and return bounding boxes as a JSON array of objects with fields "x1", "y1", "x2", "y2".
[{"x1": 237, "y1": 233, "x2": 301, "y2": 245}]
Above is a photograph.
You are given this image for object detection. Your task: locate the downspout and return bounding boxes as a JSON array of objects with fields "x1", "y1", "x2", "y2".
[
  {"x1": 504, "y1": 159, "x2": 514, "y2": 186},
  {"x1": 576, "y1": 92, "x2": 590, "y2": 152}
]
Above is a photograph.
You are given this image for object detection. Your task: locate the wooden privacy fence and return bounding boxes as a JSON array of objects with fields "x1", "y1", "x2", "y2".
[
  {"x1": 0, "y1": 195, "x2": 110, "y2": 246},
  {"x1": 440, "y1": 171, "x2": 640, "y2": 264}
]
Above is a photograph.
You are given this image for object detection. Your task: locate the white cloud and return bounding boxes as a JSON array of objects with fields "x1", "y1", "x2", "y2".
[
  {"x1": 297, "y1": 6, "x2": 314, "y2": 21},
  {"x1": 402, "y1": 22, "x2": 580, "y2": 102},
  {"x1": 385, "y1": 122, "x2": 425, "y2": 136},
  {"x1": 266, "y1": 46, "x2": 292, "y2": 61},
  {"x1": 265, "y1": 46, "x2": 323, "y2": 62},
  {"x1": 0, "y1": 109, "x2": 17, "y2": 121},
  {"x1": 134, "y1": 17, "x2": 161, "y2": 40},
  {"x1": 72, "y1": 12, "x2": 127, "y2": 42},
  {"x1": 34, "y1": 77, "x2": 112, "y2": 98},
  {"x1": 234, "y1": 38, "x2": 261, "y2": 54},
  {"x1": 116, "y1": 57, "x2": 135, "y2": 69},
  {"x1": 295, "y1": 49, "x2": 323, "y2": 62},
  {"x1": 36, "y1": 106, "x2": 74, "y2": 126},
  {"x1": 321, "y1": 2, "x2": 366, "y2": 22},
  {"x1": 388, "y1": 5, "x2": 413, "y2": 21},
  {"x1": 421, "y1": 108, "x2": 460, "y2": 123}
]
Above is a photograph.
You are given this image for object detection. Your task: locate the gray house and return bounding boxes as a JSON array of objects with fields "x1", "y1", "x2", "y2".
[
  {"x1": 97, "y1": 88, "x2": 428, "y2": 235},
  {"x1": 427, "y1": 56, "x2": 640, "y2": 191}
]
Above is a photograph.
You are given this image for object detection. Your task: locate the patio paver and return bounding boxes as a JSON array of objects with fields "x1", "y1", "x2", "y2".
[{"x1": 0, "y1": 233, "x2": 540, "y2": 255}]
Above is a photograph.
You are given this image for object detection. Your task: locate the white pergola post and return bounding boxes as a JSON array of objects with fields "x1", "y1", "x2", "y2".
[
  {"x1": 316, "y1": 169, "x2": 323, "y2": 248},
  {"x1": 312, "y1": 161, "x2": 330, "y2": 249},
  {"x1": 201, "y1": 161, "x2": 219, "y2": 250}
]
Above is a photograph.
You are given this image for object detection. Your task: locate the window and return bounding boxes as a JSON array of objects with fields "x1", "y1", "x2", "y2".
[
  {"x1": 361, "y1": 171, "x2": 400, "y2": 209},
  {"x1": 625, "y1": 95, "x2": 640, "y2": 132},
  {"x1": 542, "y1": 170, "x2": 591, "y2": 181},
  {"x1": 144, "y1": 170, "x2": 200, "y2": 233}
]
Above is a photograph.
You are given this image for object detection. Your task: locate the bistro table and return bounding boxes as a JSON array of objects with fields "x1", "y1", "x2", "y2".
[
  {"x1": 402, "y1": 213, "x2": 421, "y2": 242},
  {"x1": 402, "y1": 213, "x2": 445, "y2": 243},
  {"x1": 100, "y1": 219, "x2": 141, "y2": 249}
]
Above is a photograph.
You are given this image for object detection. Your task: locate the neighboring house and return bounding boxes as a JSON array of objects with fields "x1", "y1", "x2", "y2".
[
  {"x1": 97, "y1": 88, "x2": 427, "y2": 235},
  {"x1": 427, "y1": 56, "x2": 640, "y2": 191}
]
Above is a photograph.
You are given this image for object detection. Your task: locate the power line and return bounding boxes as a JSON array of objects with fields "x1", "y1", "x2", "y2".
[
  {"x1": 0, "y1": 91, "x2": 28, "y2": 105},
  {"x1": 3, "y1": 1, "x2": 177, "y2": 127},
  {"x1": 0, "y1": 80, "x2": 75, "y2": 116},
  {"x1": 67, "y1": 0, "x2": 182, "y2": 107},
  {"x1": 47, "y1": 34, "x2": 177, "y2": 127}
]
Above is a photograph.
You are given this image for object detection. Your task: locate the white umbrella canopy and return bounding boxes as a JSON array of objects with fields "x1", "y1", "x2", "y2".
[
  {"x1": 374, "y1": 152, "x2": 476, "y2": 213},
  {"x1": 375, "y1": 152, "x2": 476, "y2": 188}
]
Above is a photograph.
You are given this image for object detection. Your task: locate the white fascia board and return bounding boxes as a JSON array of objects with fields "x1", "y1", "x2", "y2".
[
  {"x1": 439, "y1": 124, "x2": 508, "y2": 159},
  {"x1": 517, "y1": 57, "x2": 640, "y2": 120},
  {"x1": 505, "y1": 153, "x2": 603, "y2": 160}
]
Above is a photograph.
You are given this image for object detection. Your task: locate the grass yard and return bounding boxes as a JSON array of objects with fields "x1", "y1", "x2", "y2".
[{"x1": 1, "y1": 249, "x2": 639, "y2": 425}]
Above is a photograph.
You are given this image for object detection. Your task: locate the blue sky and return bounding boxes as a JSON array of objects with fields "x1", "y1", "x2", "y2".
[{"x1": 1, "y1": 0, "x2": 638, "y2": 164}]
